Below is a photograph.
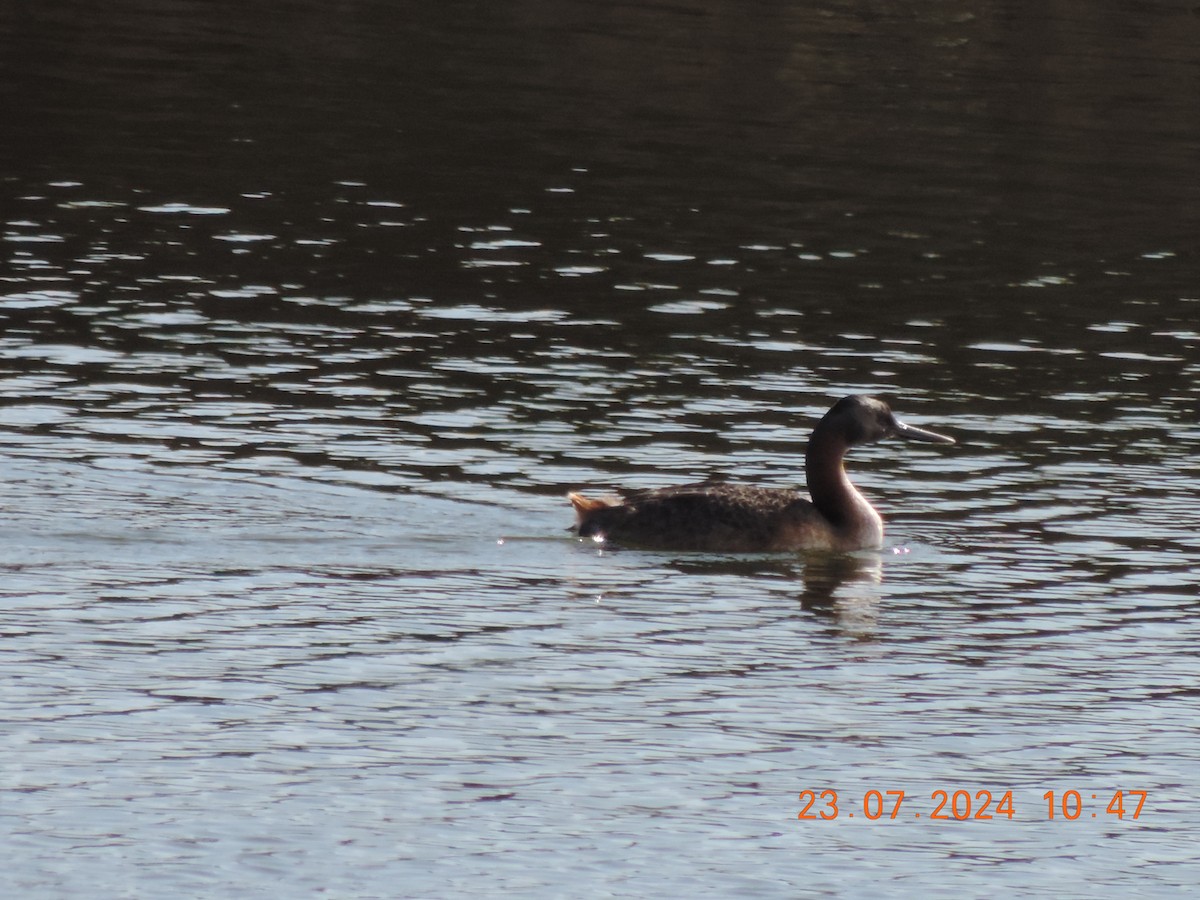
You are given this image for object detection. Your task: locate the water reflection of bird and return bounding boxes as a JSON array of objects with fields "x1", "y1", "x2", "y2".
[{"x1": 568, "y1": 395, "x2": 955, "y2": 552}]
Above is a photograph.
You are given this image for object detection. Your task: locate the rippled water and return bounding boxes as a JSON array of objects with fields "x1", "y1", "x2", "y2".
[{"x1": 3, "y1": 1, "x2": 1200, "y2": 896}]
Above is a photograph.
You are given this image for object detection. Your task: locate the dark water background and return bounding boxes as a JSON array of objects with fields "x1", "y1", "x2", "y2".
[{"x1": 3, "y1": 1, "x2": 1199, "y2": 896}]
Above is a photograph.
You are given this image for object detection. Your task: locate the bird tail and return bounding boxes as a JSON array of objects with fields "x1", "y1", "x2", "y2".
[{"x1": 567, "y1": 491, "x2": 611, "y2": 528}]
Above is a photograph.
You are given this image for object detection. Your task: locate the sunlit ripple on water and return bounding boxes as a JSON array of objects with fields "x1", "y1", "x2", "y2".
[{"x1": 6, "y1": 12, "x2": 1200, "y2": 888}]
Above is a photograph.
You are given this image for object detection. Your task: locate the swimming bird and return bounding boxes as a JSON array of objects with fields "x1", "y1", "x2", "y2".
[{"x1": 568, "y1": 395, "x2": 954, "y2": 552}]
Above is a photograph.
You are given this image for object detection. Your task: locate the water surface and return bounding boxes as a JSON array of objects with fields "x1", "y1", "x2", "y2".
[{"x1": 2, "y1": 1, "x2": 1200, "y2": 896}]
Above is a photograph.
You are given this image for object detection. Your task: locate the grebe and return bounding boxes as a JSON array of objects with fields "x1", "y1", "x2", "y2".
[{"x1": 568, "y1": 395, "x2": 954, "y2": 552}]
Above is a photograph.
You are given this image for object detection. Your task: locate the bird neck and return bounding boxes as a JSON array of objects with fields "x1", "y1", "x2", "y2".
[{"x1": 805, "y1": 430, "x2": 878, "y2": 535}]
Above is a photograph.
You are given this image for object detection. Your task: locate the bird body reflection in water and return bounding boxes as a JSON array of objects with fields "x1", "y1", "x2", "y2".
[{"x1": 569, "y1": 395, "x2": 955, "y2": 552}]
